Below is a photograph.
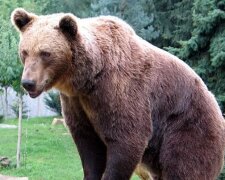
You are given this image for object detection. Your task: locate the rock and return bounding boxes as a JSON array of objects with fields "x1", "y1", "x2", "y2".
[
  {"x1": 0, "y1": 158, "x2": 28, "y2": 179},
  {"x1": 0, "y1": 124, "x2": 17, "y2": 129},
  {"x1": 0, "y1": 157, "x2": 10, "y2": 167},
  {"x1": 51, "y1": 118, "x2": 67, "y2": 128}
]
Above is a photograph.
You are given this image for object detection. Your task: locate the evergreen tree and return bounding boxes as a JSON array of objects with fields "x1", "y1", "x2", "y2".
[
  {"x1": 167, "y1": 0, "x2": 225, "y2": 112},
  {"x1": 44, "y1": 91, "x2": 62, "y2": 116},
  {"x1": 35, "y1": 0, "x2": 91, "y2": 17},
  {"x1": 91, "y1": 0, "x2": 159, "y2": 41},
  {"x1": 152, "y1": 0, "x2": 194, "y2": 48}
]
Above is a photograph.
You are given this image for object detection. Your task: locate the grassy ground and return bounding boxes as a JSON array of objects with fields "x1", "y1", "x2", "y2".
[
  {"x1": 0, "y1": 117, "x2": 139, "y2": 180},
  {"x1": 1, "y1": 117, "x2": 224, "y2": 180}
]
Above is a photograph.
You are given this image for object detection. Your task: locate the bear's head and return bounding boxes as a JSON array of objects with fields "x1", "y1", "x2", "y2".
[{"x1": 11, "y1": 8, "x2": 79, "y2": 98}]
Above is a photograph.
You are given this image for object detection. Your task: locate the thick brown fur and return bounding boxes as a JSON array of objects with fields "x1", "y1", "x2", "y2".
[{"x1": 12, "y1": 8, "x2": 225, "y2": 180}]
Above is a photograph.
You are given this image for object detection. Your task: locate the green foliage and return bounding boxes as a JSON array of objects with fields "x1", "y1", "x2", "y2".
[
  {"x1": 44, "y1": 91, "x2": 62, "y2": 116},
  {"x1": 35, "y1": 0, "x2": 91, "y2": 17},
  {"x1": 167, "y1": 0, "x2": 225, "y2": 111},
  {"x1": 152, "y1": 0, "x2": 194, "y2": 48},
  {"x1": 218, "y1": 165, "x2": 225, "y2": 180},
  {"x1": 0, "y1": 17, "x2": 21, "y2": 91},
  {"x1": 0, "y1": 0, "x2": 42, "y2": 119},
  {"x1": 91, "y1": 0, "x2": 159, "y2": 41},
  {"x1": 10, "y1": 98, "x2": 29, "y2": 119},
  {"x1": 0, "y1": 0, "x2": 41, "y2": 94},
  {"x1": 0, "y1": 115, "x2": 4, "y2": 123}
]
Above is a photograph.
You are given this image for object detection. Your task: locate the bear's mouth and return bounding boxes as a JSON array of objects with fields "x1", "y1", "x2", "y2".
[{"x1": 28, "y1": 90, "x2": 43, "y2": 98}]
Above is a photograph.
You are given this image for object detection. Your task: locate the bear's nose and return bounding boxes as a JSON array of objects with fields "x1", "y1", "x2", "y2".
[{"x1": 21, "y1": 79, "x2": 36, "y2": 92}]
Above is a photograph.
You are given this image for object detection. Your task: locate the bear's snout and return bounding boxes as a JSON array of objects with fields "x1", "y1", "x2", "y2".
[
  {"x1": 21, "y1": 79, "x2": 44, "y2": 98},
  {"x1": 21, "y1": 79, "x2": 36, "y2": 92}
]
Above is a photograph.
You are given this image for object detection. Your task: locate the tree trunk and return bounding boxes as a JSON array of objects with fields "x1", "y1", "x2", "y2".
[
  {"x1": 4, "y1": 86, "x2": 8, "y2": 119},
  {"x1": 16, "y1": 93, "x2": 23, "y2": 168},
  {"x1": 0, "y1": 94, "x2": 4, "y2": 116}
]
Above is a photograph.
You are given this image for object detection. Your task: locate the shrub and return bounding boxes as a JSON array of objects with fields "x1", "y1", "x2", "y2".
[
  {"x1": 11, "y1": 99, "x2": 29, "y2": 119},
  {"x1": 0, "y1": 115, "x2": 4, "y2": 123},
  {"x1": 44, "y1": 91, "x2": 62, "y2": 116}
]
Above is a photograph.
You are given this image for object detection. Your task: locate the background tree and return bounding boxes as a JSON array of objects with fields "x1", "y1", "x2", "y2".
[
  {"x1": 44, "y1": 91, "x2": 62, "y2": 116},
  {"x1": 91, "y1": 0, "x2": 159, "y2": 41},
  {"x1": 0, "y1": 0, "x2": 43, "y2": 168},
  {"x1": 35, "y1": 0, "x2": 91, "y2": 17},
  {"x1": 0, "y1": 18, "x2": 20, "y2": 119},
  {"x1": 11, "y1": 98, "x2": 29, "y2": 118},
  {"x1": 167, "y1": 0, "x2": 225, "y2": 111},
  {"x1": 152, "y1": 0, "x2": 194, "y2": 48}
]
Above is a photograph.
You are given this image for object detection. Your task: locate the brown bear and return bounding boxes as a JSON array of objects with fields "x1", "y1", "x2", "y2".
[{"x1": 11, "y1": 8, "x2": 225, "y2": 180}]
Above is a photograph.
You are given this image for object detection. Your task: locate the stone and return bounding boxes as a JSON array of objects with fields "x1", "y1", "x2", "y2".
[
  {"x1": 0, "y1": 174, "x2": 28, "y2": 180},
  {"x1": 51, "y1": 118, "x2": 67, "y2": 128}
]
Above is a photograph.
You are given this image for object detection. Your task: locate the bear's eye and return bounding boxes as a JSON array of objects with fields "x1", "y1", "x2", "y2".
[
  {"x1": 21, "y1": 50, "x2": 28, "y2": 63},
  {"x1": 22, "y1": 50, "x2": 28, "y2": 57},
  {"x1": 40, "y1": 51, "x2": 51, "y2": 58},
  {"x1": 21, "y1": 50, "x2": 28, "y2": 58}
]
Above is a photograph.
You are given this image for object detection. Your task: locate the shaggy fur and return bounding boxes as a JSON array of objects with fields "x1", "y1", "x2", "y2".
[{"x1": 12, "y1": 8, "x2": 225, "y2": 180}]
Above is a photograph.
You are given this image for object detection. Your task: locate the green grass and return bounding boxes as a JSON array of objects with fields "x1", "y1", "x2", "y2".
[
  {"x1": 0, "y1": 117, "x2": 139, "y2": 180},
  {"x1": 1, "y1": 117, "x2": 225, "y2": 179}
]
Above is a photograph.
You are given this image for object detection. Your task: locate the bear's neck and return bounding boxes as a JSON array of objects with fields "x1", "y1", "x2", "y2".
[
  {"x1": 53, "y1": 60, "x2": 99, "y2": 97},
  {"x1": 54, "y1": 77, "x2": 77, "y2": 97}
]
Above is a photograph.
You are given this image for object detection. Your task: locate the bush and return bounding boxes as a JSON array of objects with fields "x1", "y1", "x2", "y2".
[
  {"x1": 0, "y1": 115, "x2": 4, "y2": 123},
  {"x1": 11, "y1": 99, "x2": 29, "y2": 119},
  {"x1": 44, "y1": 91, "x2": 62, "y2": 116},
  {"x1": 218, "y1": 164, "x2": 225, "y2": 180}
]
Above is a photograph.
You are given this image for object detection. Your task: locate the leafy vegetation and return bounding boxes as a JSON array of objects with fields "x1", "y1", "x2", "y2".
[
  {"x1": 91, "y1": 0, "x2": 159, "y2": 41},
  {"x1": 44, "y1": 91, "x2": 62, "y2": 116},
  {"x1": 0, "y1": 0, "x2": 39, "y2": 119},
  {"x1": 11, "y1": 98, "x2": 29, "y2": 118},
  {"x1": 167, "y1": 0, "x2": 225, "y2": 110}
]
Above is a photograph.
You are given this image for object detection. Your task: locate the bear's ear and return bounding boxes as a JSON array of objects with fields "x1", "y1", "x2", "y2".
[
  {"x1": 11, "y1": 8, "x2": 36, "y2": 32},
  {"x1": 59, "y1": 14, "x2": 78, "y2": 39}
]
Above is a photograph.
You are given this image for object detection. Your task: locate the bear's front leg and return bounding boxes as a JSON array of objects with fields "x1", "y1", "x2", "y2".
[
  {"x1": 102, "y1": 140, "x2": 147, "y2": 180},
  {"x1": 61, "y1": 95, "x2": 107, "y2": 180},
  {"x1": 73, "y1": 124, "x2": 107, "y2": 180},
  {"x1": 98, "y1": 95, "x2": 152, "y2": 180}
]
